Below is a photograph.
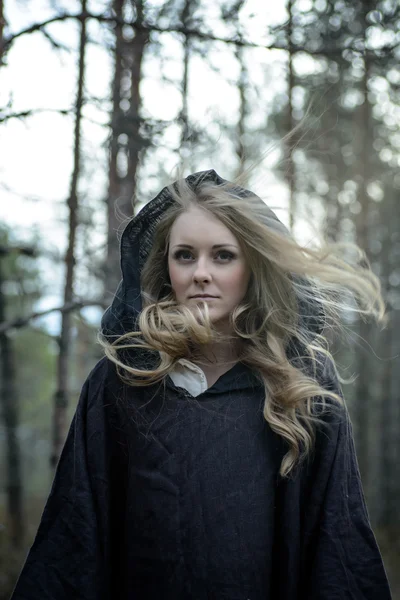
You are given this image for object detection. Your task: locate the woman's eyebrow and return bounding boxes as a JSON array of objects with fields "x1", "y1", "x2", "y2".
[{"x1": 171, "y1": 243, "x2": 238, "y2": 249}]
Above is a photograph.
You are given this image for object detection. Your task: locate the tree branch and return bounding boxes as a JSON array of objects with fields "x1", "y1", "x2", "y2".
[
  {"x1": 3, "y1": 13, "x2": 77, "y2": 49},
  {"x1": 4, "y1": 10, "x2": 397, "y2": 58},
  {"x1": 40, "y1": 27, "x2": 72, "y2": 52},
  {"x1": 0, "y1": 107, "x2": 70, "y2": 124},
  {"x1": 0, "y1": 299, "x2": 107, "y2": 334}
]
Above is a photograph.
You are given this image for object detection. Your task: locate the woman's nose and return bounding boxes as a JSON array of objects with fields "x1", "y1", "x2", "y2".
[{"x1": 193, "y1": 258, "x2": 212, "y2": 283}]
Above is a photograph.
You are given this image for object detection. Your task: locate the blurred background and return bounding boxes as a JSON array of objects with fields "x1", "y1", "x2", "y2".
[{"x1": 0, "y1": 0, "x2": 399, "y2": 597}]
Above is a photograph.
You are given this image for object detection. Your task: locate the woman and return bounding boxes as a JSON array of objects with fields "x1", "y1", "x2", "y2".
[{"x1": 11, "y1": 170, "x2": 392, "y2": 599}]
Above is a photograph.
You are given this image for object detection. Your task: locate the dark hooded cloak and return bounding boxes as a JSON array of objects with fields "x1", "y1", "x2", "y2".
[{"x1": 11, "y1": 170, "x2": 391, "y2": 599}]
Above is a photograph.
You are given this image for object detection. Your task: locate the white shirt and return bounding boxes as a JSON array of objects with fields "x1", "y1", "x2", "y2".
[{"x1": 169, "y1": 358, "x2": 208, "y2": 397}]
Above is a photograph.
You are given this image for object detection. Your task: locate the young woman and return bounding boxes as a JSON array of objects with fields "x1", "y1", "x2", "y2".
[{"x1": 11, "y1": 170, "x2": 392, "y2": 599}]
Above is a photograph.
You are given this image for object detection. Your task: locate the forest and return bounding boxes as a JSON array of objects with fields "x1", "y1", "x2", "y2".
[{"x1": 0, "y1": 0, "x2": 399, "y2": 597}]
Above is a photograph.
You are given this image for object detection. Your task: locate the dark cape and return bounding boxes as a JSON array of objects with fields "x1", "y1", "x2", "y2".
[{"x1": 11, "y1": 171, "x2": 392, "y2": 599}]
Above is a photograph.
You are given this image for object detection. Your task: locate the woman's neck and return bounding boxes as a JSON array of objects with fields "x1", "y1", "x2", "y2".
[
  {"x1": 190, "y1": 339, "x2": 241, "y2": 368},
  {"x1": 185, "y1": 341, "x2": 239, "y2": 388}
]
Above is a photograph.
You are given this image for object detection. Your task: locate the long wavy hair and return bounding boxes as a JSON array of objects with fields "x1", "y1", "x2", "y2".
[{"x1": 100, "y1": 174, "x2": 385, "y2": 477}]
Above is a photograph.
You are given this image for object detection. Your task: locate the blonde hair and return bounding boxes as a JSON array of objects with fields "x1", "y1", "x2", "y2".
[{"x1": 100, "y1": 174, "x2": 385, "y2": 477}]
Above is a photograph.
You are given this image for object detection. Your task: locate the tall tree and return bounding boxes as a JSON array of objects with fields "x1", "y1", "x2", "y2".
[
  {"x1": 377, "y1": 181, "x2": 398, "y2": 532},
  {"x1": 0, "y1": 238, "x2": 37, "y2": 548},
  {"x1": 179, "y1": 0, "x2": 192, "y2": 160},
  {"x1": 0, "y1": 248, "x2": 22, "y2": 548},
  {"x1": 51, "y1": 0, "x2": 88, "y2": 467},
  {"x1": 105, "y1": 0, "x2": 148, "y2": 299},
  {"x1": 105, "y1": 0, "x2": 124, "y2": 301},
  {"x1": 235, "y1": 44, "x2": 247, "y2": 174},
  {"x1": 0, "y1": 0, "x2": 5, "y2": 65},
  {"x1": 286, "y1": 0, "x2": 296, "y2": 232},
  {"x1": 229, "y1": 0, "x2": 249, "y2": 174},
  {"x1": 352, "y1": 4, "x2": 373, "y2": 486}
]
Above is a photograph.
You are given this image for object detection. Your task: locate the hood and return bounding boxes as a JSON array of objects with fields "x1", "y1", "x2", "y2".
[{"x1": 101, "y1": 169, "x2": 324, "y2": 345}]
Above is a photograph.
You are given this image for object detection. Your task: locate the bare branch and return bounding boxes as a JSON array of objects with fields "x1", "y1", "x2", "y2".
[
  {"x1": 0, "y1": 182, "x2": 51, "y2": 204},
  {"x1": 0, "y1": 0, "x2": 6, "y2": 66},
  {"x1": 3, "y1": 12, "x2": 75, "y2": 49},
  {"x1": 0, "y1": 107, "x2": 70, "y2": 124},
  {"x1": 0, "y1": 105, "x2": 107, "y2": 128},
  {"x1": 40, "y1": 27, "x2": 72, "y2": 52},
  {"x1": 4, "y1": 9, "x2": 397, "y2": 59},
  {"x1": 0, "y1": 299, "x2": 106, "y2": 334}
]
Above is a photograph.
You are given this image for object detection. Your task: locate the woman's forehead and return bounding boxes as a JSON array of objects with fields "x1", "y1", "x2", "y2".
[{"x1": 169, "y1": 206, "x2": 239, "y2": 247}]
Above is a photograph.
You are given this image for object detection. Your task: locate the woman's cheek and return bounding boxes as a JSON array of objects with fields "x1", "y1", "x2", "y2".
[{"x1": 168, "y1": 264, "x2": 186, "y2": 298}]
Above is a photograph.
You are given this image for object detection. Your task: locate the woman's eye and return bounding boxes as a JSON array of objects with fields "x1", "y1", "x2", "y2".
[
  {"x1": 173, "y1": 249, "x2": 193, "y2": 261},
  {"x1": 216, "y1": 250, "x2": 235, "y2": 261},
  {"x1": 172, "y1": 249, "x2": 235, "y2": 262}
]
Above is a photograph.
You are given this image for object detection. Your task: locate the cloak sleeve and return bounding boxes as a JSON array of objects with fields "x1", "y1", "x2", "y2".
[
  {"x1": 11, "y1": 358, "x2": 123, "y2": 600},
  {"x1": 273, "y1": 358, "x2": 392, "y2": 599},
  {"x1": 304, "y1": 406, "x2": 392, "y2": 599}
]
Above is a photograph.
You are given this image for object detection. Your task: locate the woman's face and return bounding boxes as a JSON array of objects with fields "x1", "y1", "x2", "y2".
[{"x1": 167, "y1": 206, "x2": 251, "y2": 332}]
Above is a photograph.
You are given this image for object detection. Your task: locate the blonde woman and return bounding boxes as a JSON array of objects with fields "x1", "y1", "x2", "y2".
[{"x1": 12, "y1": 170, "x2": 391, "y2": 599}]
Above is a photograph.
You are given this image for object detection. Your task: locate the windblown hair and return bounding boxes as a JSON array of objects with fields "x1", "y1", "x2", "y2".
[{"x1": 100, "y1": 175, "x2": 385, "y2": 477}]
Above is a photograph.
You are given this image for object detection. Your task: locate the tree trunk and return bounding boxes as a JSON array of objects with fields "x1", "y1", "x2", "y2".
[
  {"x1": 235, "y1": 45, "x2": 247, "y2": 174},
  {"x1": 0, "y1": 0, "x2": 5, "y2": 65},
  {"x1": 0, "y1": 255, "x2": 24, "y2": 548},
  {"x1": 287, "y1": 0, "x2": 296, "y2": 232},
  {"x1": 105, "y1": 0, "x2": 124, "y2": 301},
  {"x1": 51, "y1": 0, "x2": 87, "y2": 467},
  {"x1": 105, "y1": 0, "x2": 147, "y2": 300},
  {"x1": 125, "y1": 1, "x2": 146, "y2": 206},
  {"x1": 378, "y1": 184, "x2": 399, "y2": 533},
  {"x1": 352, "y1": 16, "x2": 372, "y2": 489},
  {"x1": 180, "y1": 1, "x2": 190, "y2": 161}
]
